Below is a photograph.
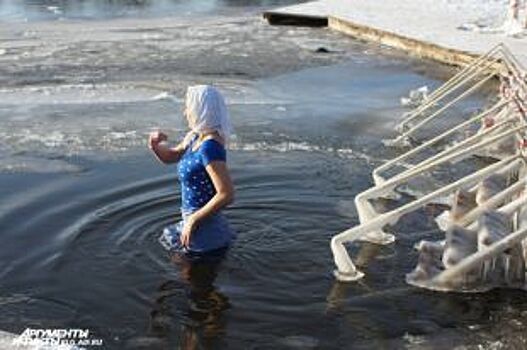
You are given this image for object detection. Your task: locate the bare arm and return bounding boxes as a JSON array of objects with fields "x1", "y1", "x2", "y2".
[
  {"x1": 149, "y1": 131, "x2": 194, "y2": 164},
  {"x1": 150, "y1": 142, "x2": 185, "y2": 164},
  {"x1": 192, "y1": 160, "x2": 235, "y2": 223}
]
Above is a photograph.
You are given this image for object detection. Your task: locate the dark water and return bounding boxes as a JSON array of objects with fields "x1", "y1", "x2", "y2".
[{"x1": 1, "y1": 1, "x2": 526, "y2": 350}]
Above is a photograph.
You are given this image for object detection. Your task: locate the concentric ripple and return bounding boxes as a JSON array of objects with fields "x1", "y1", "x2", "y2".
[
  {"x1": 3, "y1": 149, "x2": 526, "y2": 349},
  {"x1": 0, "y1": 150, "x2": 370, "y2": 348},
  {"x1": 0, "y1": 4, "x2": 524, "y2": 347}
]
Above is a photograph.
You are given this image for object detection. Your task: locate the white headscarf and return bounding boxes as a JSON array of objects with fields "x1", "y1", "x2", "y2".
[{"x1": 185, "y1": 85, "x2": 232, "y2": 142}]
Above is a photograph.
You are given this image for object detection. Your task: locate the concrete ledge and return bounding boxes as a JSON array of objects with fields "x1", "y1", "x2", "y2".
[
  {"x1": 263, "y1": 0, "x2": 527, "y2": 70},
  {"x1": 263, "y1": 11, "x2": 328, "y2": 27},
  {"x1": 329, "y1": 16, "x2": 478, "y2": 68},
  {"x1": 263, "y1": 10, "x2": 481, "y2": 68}
]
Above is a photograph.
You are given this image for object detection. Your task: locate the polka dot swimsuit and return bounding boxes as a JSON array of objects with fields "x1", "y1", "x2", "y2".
[
  {"x1": 159, "y1": 134, "x2": 234, "y2": 253},
  {"x1": 177, "y1": 135, "x2": 226, "y2": 212}
]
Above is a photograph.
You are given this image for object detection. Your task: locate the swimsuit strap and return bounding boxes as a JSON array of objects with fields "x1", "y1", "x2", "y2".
[{"x1": 187, "y1": 133, "x2": 199, "y2": 150}]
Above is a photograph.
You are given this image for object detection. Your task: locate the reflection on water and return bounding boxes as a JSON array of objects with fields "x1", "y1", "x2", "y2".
[
  {"x1": 2, "y1": 148, "x2": 526, "y2": 349},
  {"x1": 146, "y1": 250, "x2": 229, "y2": 350},
  {"x1": 0, "y1": 0, "x2": 306, "y2": 21}
]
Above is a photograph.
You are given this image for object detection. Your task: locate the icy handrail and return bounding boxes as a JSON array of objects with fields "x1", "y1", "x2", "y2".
[
  {"x1": 501, "y1": 45, "x2": 527, "y2": 84},
  {"x1": 376, "y1": 48, "x2": 526, "y2": 183},
  {"x1": 400, "y1": 44, "x2": 527, "y2": 144},
  {"x1": 460, "y1": 173, "x2": 526, "y2": 228},
  {"x1": 373, "y1": 99, "x2": 511, "y2": 185},
  {"x1": 392, "y1": 73, "x2": 497, "y2": 146},
  {"x1": 360, "y1": 124, "x2": 527, "y2": 219},
  {"x1": 398, "y1": 43, "x2": 505, "y2": 131},
  {"x1": 398, "y1": 65, "x2": 499, "y2": 134},
  {"x1": 400, "y1": 46, "x2": 500, "y2": 126},
  {"x1": 388, "y1": 117, "x2": 519, "y2": 180},
  {"x1": 397, "y1": 42, "x2": 527, "y2": 133},
  {"x1": 331, "y1": 155, "x2": 520, "y2": 281},
  {"x1": 356, "y1": 136, "x2": 523, "y2": 241},
  {"x1": 430, "y1": 195, "x2": 527, "y2": 287},
  {"x1": 357, "y1": 157, "x2": 523, "y2": 249},
  {"x1": 396, "y1": 44, "x2": 527, "y2": 144},
  {"x1": 331, "y1": 44, "x2": 527, "y2": 284}
]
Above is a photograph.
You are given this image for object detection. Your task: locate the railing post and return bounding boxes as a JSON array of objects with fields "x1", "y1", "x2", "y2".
[{"x1": 508, "y1": 0, "x2": 520, "y2": 22}]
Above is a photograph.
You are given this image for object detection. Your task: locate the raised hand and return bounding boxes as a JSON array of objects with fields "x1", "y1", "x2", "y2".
[{"x1": 148, "y1": 130, "x2": 168, "y2": 149}]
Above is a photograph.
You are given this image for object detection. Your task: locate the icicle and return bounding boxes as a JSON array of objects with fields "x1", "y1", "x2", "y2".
[
  {"x1": 406, "y1": 241, "x2": 445, "y2": 286},
  {"x1": 442, "y1": 225, "x2": 479, "y2": 287},
  {"x1": 478, "y1": 210, "x2": 511, "y2": 284},
  {"x1": 476, "y1": 174, "x2": 508, "y2": 205},
  {"x1": 450, "y1": 189, "x2": 477, "y2": 221}
]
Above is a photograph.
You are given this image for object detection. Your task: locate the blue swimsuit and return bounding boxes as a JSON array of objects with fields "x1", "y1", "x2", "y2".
[{"x1": 159, "y1": 135, "x2": 235, "y2": 254}]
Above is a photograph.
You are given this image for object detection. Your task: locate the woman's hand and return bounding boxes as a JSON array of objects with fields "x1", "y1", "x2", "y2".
[
  {"x1": 148, "y1": 130, "x2": 168, "y2": 150},
  {"x1": 148, "y1": 130, "x2": 189, "y2": 164},
  {"x1": 180, "y1": 214, "x2": 198, "y2": 248}
]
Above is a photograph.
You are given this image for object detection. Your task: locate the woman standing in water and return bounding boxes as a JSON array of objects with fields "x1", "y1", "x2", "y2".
[{"x1": 148, "y1": 85, "x2": 236, "y2": 254}]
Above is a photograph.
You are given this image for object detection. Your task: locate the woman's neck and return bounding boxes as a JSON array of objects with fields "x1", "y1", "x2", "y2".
[
  {"x1": 191, "y1": 130, "x2": 223, "y2": 151},
  {"x1": 199, "y1": 131, "x2": 214, "y2": 138},
  {"x1": 198, "y1": 130, "x2": 220, "y2": 141}
]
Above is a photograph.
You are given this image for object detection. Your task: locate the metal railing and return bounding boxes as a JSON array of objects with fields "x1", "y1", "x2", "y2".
[{"x1": 330, "y1": 44, "x2": 527, "y2": 290}]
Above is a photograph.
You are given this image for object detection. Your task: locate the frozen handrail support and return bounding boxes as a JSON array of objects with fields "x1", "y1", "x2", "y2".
[{"x1": 331, "y1": 44, "x2": 527, "y2": 292}]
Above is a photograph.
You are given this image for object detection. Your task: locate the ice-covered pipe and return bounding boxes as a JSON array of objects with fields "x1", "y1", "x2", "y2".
[
  {"x1": 398, "y1": 45, "x2": 504, "y2": 132},
  {"x1": 393, "y1": 73, "x2": 497, "y2": 146},
  {"x1": 431, "y1": 195, "x2": 527, "y2": 287},
  {"x1": 394, "y1": 117, "x2": 518, "y2": 178},
  {"x1": 359, "y1": 124, "x2": 527, "y2": 225},
  {"x1": 459, "y1": 163, "x2": 526, "y2": 227},
  {"x1": 332, "y1": 155, "x2": 519, "y2": 281},
  {"x1": 374, "y1": 99, "x2": 511, "y2": 185},
  {"x1": 398, "y1": 69, "x2": 497, "y2": 135}
]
